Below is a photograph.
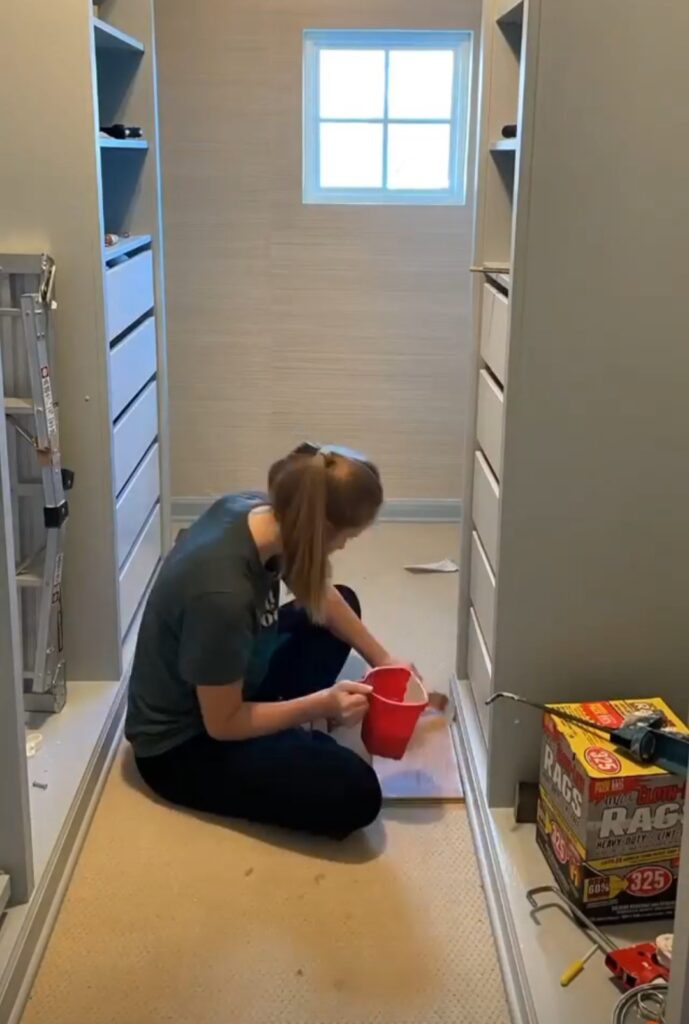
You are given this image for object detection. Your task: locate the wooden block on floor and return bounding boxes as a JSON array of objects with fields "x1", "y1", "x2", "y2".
[{"x1": 373, "y1": 710, "x2": 464, "y2": 803}]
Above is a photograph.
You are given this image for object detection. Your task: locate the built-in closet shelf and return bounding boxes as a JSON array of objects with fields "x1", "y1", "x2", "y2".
[
  {"x1": 490, "y1": 139, "x2": 518, "y2": 153},
  {"x1": 99, "y1": 137, "x2": 149, "y2": 150},
  {"x1": 103, "y1": 235, "x2": 152, "y2": 264},
  {"x1": 92, "y1": 17, "x2": 145, "y2": 54}
]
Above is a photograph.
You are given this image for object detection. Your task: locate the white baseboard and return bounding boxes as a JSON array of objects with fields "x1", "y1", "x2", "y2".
[
  {"x1": 450, "y1": 676, "x2": 536, "y2": 1024},
  {"x1": 172, "y1": 497, "x2": 462, "y2": 524},
  {"x1": 380, "y1": 499, "x2": 462, "y2": 522}
]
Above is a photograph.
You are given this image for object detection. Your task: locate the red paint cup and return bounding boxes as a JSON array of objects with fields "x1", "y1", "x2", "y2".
[{"x1": 361, "y1": 665, "x2": 428, "y2": 760}]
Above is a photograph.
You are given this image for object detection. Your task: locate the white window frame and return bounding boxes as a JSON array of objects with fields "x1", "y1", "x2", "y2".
[{"x1": 303, "y1": 29, "x2": 473, "y2": 206}]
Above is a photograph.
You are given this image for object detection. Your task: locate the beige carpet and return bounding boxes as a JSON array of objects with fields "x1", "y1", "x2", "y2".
[{"x1": 21, "y1": 524, "x2": 510, "y2": 1024}]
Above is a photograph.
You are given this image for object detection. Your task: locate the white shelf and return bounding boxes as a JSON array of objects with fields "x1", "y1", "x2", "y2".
[
  {"x1": 0, "y1": 678, "x2": 125, "y2": 1014},
  {"x1": 99, "y1": 137, "x2": 148, "y2": 150},
  {"x1": 104, "y1": 234, "x2": 152, "y2": 263},
  {"x1": 92, "y1": 17, "x2": 144, "y2": 55},
  {"x1": 452, "y1": 678, "x2": 664, "y2": 1024},
  {"x1": 0, "y1": 569, "x2": 139, "y2": 1021},
  {"x1": 491, "y1": 138, "x2": 518, "y2": 153},
  {"x1": 25, "y1": 679, "x2": 124, "y2": 874},
  {"x1": 496, "y1": 0, "x2": 524, "y2": 26}
]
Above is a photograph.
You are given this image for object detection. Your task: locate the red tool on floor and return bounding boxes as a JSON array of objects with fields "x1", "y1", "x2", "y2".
[
  {"x1": 604, "y1": 942, "x2": 669, "y2": 990},
  {"x1": 527, "y1": 886, "x2": 671, "y2": 991}
]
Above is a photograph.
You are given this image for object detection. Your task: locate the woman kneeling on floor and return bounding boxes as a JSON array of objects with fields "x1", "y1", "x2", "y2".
[{"x1": 126, "y1": 442, "x2": 406, "y2": 839}]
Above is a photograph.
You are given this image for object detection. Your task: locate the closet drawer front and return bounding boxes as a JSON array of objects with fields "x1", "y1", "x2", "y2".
[
  {"x1": 468, "y1": 606, "x2": 492, "y2": 740},
  {"x1": 476, "y1": 369, "x2": 504, "y2": 478},
  {"x1": 116, "y1": 443, "x2": 160, "y2": 567},
  {"x1": 480, "y1": 283, "x2": 509, "y2": 385},
  {"x1": 110, "y1": 316, "x2": 157, "y2": 421},
  {"x1": 470, "y1": 530, "x2": 496, "y2": 658},
  {"x1": 472, "y1": 450, "x2": 500, "y2": 571},
  {"x1": 113, "y1": 380, "x2": 158, "y2": 495},
  {"x1": 105, "y1": 249, "x2": 154, "y2": 342},
  {"x1": 119, "y1": 503, "x2": 161, "y2": 639}
]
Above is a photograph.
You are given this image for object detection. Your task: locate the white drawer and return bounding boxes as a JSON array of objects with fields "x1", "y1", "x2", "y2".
[
  {"x1": 476, "y1": 368, "x2": 504, "y2": 478},
  {"x1": 480, "y1": 282, "x2": 509, "y2": 385},
  {"x1": 113, "y1": 380, "x2": 158, "y2": 495},
  {"x1": 470, "y1": 530, "x2": 496, "y2": 658},
  {"x1": 468, "y1": 606, "x2": 492, "y2": 740},
  {"x1": 472, "y1": 449, "x2": 500, "y2": 571},
  {"x1": 116, "y1": 443, "x2": 160, "y2": 567},
  {"x1": 105, "y1": 249, "x2": 154, "y2": 342},
  {"x1": 119, "y1": 503, "x2": 161, "y2": 639},
  {"x1": 110, "y1": 316, "x2": 157, "y2": 422}
]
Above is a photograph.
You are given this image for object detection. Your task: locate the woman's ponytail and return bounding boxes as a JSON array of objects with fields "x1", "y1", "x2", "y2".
[
  {"x1": 270, "y1": 452, "x2": 330, "y2": 620},
  {"x1": 269, "y1": 443, "x2": 383, "y2": 620}
]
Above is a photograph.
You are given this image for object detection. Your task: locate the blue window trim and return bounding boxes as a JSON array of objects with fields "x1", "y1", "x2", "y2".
[{"x1": 303, "y1": 29, "x2": 473, "y2": 207}]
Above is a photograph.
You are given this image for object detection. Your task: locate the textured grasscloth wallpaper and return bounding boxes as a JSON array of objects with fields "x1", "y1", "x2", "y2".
[{"x1": 156, "y1": 0, "x2": 479, "y2": 501}]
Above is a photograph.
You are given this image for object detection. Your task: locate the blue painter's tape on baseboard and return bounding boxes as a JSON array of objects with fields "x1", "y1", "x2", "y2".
[{"x1": 171, "y1": 497, "x2": 462, "y2": 524}]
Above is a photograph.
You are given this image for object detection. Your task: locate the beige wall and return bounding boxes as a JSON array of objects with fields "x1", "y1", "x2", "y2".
[{"x1": 156, "y1": 0, "x2": 479, "y2": 502}]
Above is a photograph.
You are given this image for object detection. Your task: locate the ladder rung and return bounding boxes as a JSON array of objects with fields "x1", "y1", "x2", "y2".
[
  {"x1": 5, "y1": 397, "x2": 35, "y2": 414},
  {"x1": 16, "y1": 548, "x2": 45, "y2": 587},
  {"x1": 0, "y1": 307, "x2": 21, "y2": 317}
]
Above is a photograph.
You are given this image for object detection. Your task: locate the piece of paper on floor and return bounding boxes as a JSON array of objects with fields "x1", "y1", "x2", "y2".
[{"x1": 404, "y1": 558, "x2": 458, "y2": 574}]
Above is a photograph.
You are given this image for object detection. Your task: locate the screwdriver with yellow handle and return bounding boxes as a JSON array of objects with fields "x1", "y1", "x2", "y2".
[{"x1": 560, "y1": 943, "x2": 599, "y2": 987}]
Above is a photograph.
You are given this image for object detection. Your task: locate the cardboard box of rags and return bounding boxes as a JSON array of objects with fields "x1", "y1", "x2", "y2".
[{"x1": 536, "y1": 698, "x2": 687, "y2": 923}]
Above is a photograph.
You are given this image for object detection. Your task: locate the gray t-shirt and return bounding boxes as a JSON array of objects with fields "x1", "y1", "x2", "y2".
[{"x1": 125, "y1": 493, "x2": 281, "y2": 757}]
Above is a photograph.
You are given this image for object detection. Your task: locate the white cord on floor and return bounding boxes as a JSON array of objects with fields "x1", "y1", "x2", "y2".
[{"x1": 612, "y1": 982, "x2": 668, "y2": 1024}]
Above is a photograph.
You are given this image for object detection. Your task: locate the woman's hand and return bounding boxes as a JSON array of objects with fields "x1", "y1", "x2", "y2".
[{"x1": 324, "y1": 680, "x2": 373, "y2": 727}]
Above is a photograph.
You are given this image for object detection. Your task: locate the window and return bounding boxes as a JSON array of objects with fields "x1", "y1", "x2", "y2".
[{"x1": 303, "y1": 29, "x2": 472, "y2": 206}]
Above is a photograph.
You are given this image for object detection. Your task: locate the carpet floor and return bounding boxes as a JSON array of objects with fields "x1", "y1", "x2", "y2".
[{"x1": 21, "y1": 523, "x2": 510, "y2": 1024}]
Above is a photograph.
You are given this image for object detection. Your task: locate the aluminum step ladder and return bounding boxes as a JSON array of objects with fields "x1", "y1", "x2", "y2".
[{"x1": 0, "y1": 254, "x2": 73, "y2": 714}]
